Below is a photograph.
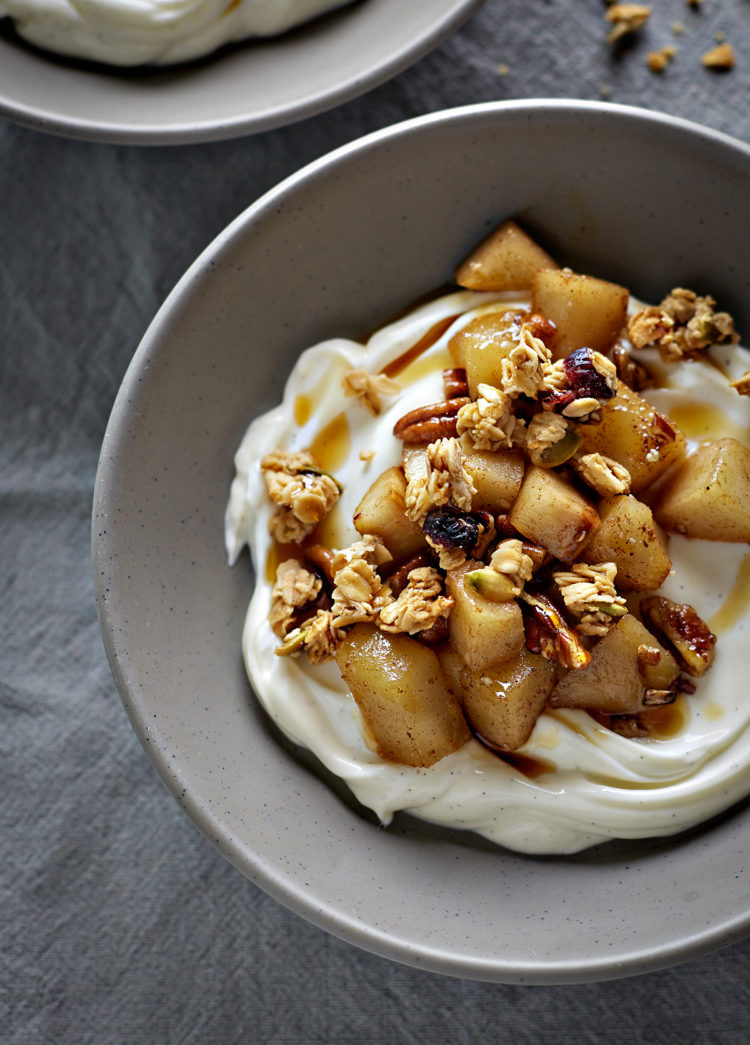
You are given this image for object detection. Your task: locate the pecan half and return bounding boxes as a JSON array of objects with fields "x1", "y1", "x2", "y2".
[
  {"x1": 640, "y1": 596, "x2": 716, "y2": 677},
  {"x1": 519, "y1": 589, "x2": 591, "y2": 670},
  {"x1": 386, "y1": 553, "x2": 433, "y2": 596},
  {"x1": 392, "y1": 397, "x2": 470, "y2": 444},
  {"x1": 442, "y1": 367, "x2": 469, "y2": 399}
]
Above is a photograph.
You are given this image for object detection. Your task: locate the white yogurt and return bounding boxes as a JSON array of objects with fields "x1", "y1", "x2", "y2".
[
  {"x1": 0, "y1": 0, "x2": 353, "y2": 66},
  {"x1": 226, "y1": 289, "x2": 750, "y2": 855}
]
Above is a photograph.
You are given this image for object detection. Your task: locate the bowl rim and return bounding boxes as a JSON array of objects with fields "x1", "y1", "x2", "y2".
[
  {"x1": 93, "y1": 98, "x2": 750, "y2": 982},
  {"x1": 0, "y1": 0, "x2": 483, "y2": 145}
]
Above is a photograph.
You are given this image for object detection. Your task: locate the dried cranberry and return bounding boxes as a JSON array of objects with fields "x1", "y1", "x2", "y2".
[
  {"x1": 422, "y1": 506, "x2": 479, "y2": 551},
  {"x1": 563, "y1": 347, "x2": 616, "y2": 401}
]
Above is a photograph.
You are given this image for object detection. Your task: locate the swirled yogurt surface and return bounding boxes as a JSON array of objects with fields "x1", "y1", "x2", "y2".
[
  {"x1": 0, "y1": 0, "x2": 353, "y2": 66},
  {"x1": 226, "y1": 289, "x2": 750, "y2": 855}
]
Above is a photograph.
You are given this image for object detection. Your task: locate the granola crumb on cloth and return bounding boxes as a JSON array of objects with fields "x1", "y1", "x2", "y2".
[
  {"x1": 605, "y1": 3, "x2": 651, "y2": 44},
  {"x1": 702, "y1": 42, "x2": 735, "y2": 70},
  {"x1": 647, "y1": 45, "x2": 677, "y2": 72}
]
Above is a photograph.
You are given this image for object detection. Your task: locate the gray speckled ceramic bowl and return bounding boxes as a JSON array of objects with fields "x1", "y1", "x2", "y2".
[
  {"x1": 93, "y1": 100, "x2": 750, "y2": 983},
  {"x1": 0, "y1": 0, "x2": 482, "y2": 144}
]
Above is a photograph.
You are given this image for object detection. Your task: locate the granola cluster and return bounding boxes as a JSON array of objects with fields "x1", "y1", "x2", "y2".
[
  {"x1": 404, "y1": 436, "x2": 476, "y2": 524},
  {"x1": 628, "y1": 287, "x2": 739, "y2": 362},
  {"x1": 553, "y1": 562, "x2": 627, "y2": 637},
  {"x1": 342, "y1": 367, "x2": 401, "y2": 415},
  {"x1": 457, "y1": 384, "x2": 519, "y2": 451},
  {"x1": 261, "y1": 450, "x2": 341, "y2": 543}
]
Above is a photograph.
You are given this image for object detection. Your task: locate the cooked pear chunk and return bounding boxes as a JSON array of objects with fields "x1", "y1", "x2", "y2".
[
  {"x1": 353, "y1": 465, "x2": 427, "y2": 561},
  {"x1": 508, "y1": 465, "x2": 599, "y2": 564},
  {"x1": 445, "y1": 561, "x2": 525, "y2": 673},
  {"x1": 549, "y1": 614, "x2": 679, "y2": 714},
  {"x1": 582, "y1": 494, "x2": 671, "y2": 591},
  {"x1": 576, "y1": 380, "x2": 687, "y2": 493},
  {"x1": 532, "y1": 267, "x2": 629, "y2": 359},
  {"x1": 335, "y1": 624, "x2": 470, "y2": 767},
  {"x1": 653, "y1": 438, "x2": 750, "y2": 542},
  {"x1": 442, "y1": 647, "x2": 555, "y2": 751},
  {"x1": 447, "y1": 309, "x2": 524, "y2": 397},
  {"x1": 459, "y1": 437, "x2": 525, "y2": 513},
  {"x1": 455, "y1": 219, "x2": 559, "y2": 292}
]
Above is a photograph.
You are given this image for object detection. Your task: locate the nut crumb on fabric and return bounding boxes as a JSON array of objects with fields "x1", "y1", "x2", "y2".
[
  {"x1": 702, "y1": 42, "x2": 735, "y2": 69},
  {"x1": 647, "y1": 45, "x2": 677, "y2": 72},
  {"x1": 606, "y1": 3, "x2": 651, "y2": 44}
]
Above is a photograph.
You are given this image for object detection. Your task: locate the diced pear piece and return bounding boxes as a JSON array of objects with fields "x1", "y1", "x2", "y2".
[
  {"x1": 459, "y1": 437, "x2": 525, "y2": 513},
  {"x1": 653, "y1": 438, "x2": 750, "y2": 542},
  {"x1": 576, "y1": 380, "x2": 687, "y2": 493},
  {"x1": 508, "y1": 465, "x2": 599, "y2": 564},
  {"x1": 582, "y1": 494, "x2": 671, "y2": 591},
  {"x1": 445, "y1": 561, "x2": 525, "y2": 673},
  {"x1": 353, "y1": 465, "x2": 427, "y2": 561},
  {"x1": 335, "y1": 624, "x2": 470, "y2": 767},
  {"x1": 455, "y1": 219, "x2": 559, "y2": 292},
  {"x1": 532, "y1": 268, "x2": 629, "y2": 359},
  {"x1": 549, "y1": 614, "x2": 679, "y2": 714},
  {"x1": 441, "y1": 647, "x2": 556, "y2": 751},
  {"x1": 447, "y1": 309, "x2": 524, "y2": 397}
]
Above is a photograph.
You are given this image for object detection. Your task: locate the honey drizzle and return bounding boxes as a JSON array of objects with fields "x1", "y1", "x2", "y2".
[
  {"x1": 310, "y1": 411, "x2": 350, "y2": 473},
  {"x1": 498, "y1": 751, "x2": 557, "y2": 779},
  {"x1": 294, "y1": 394, "x2": 312, "y2": 426},
  {"x1": 666, "y1": 401, "x2": 749, "y2": 444},
  {"x1": 640, "y1": 696, "x2": 688, "y2": 740},
  {"x1": 264, "y1": 541, "x2": 302, "y2": 584},
  {"x1": 380, "y1": 314, "x2": 461, "y2": 379},
  {"x1": 708, "y1": 550, "x2": 750, "y2": 635}
]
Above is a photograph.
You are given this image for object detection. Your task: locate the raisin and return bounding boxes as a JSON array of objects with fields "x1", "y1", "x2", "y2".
[{"x1": 422, "y1": 506, "x2": 479, "y2": 551}]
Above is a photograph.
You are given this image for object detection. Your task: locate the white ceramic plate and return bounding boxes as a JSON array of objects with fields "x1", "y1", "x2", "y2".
[
  {"x1": 0, "y1": 0, "x2": 483, "y2": 144},
  {"x1": 93, "y1": 101, "x2": 750, "y2": 982}
]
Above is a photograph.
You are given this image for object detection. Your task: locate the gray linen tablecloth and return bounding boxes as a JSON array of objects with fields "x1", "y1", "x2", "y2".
[{"x1": 3, "y1": 1, "x2": 750, "y2": 1041}]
